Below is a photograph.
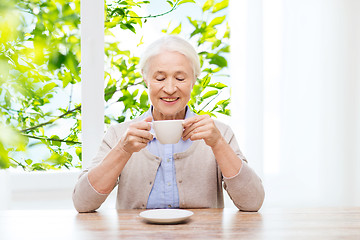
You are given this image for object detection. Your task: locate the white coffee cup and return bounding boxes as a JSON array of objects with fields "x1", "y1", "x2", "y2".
[{"x1": 151, "y1": 120, "x2": 184, "y2": 144}]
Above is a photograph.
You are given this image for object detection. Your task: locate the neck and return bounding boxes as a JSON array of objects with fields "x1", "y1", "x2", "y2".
[{"x1": 151, "y1": 106, "x2": 187, "y2": 120}]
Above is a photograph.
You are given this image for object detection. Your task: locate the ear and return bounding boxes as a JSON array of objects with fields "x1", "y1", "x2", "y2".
[
  {"x1": 191, "y1": 76, "x2": 196, "y2": 88},
  {"x1": 143, "y1": 78, "x2": 149, "y2": 88},
  {"x1": 142, "y1": 71, "x2": 149, "y2": 88}
]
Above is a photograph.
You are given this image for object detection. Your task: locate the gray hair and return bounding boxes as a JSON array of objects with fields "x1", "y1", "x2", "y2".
[{"x1": 139, "y1": 35, "x2": 201, "y2": 80}]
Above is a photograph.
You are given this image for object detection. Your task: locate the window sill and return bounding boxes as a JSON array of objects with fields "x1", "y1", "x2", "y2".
[
  {"x1": 9, "y1": 168, "x2": 81, "y2": 192},
  {"x1": 5, "y1": 168, "x2": 81, "y2": 210}
]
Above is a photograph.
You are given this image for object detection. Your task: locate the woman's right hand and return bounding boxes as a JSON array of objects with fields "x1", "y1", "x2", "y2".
[
  {"x1": 86, "y1": 116, "x2": 153, "y2": 195},
  {"x1": 115, "y1": 116, "x2": 153, "y2": 155}
]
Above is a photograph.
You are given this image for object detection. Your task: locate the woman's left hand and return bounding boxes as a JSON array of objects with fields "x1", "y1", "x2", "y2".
[{"x1": 182, "y1": 115, "x2": 223, "y2": 148}]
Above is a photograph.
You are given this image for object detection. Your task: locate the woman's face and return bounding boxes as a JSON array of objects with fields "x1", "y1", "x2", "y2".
[{"x1": 143, "y1": 50, "x2": 195, "y2": 120}]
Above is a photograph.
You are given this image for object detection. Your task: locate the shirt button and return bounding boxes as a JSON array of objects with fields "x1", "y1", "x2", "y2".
[
  {"x1": 167, "y1": 158, "x2": 170, "y2": 162},
  {"x1": 167, "y1": 182, "x2": 171, "y2": 186},
  {"x1": 168, "y1": 205, "x2": 172, "y2": 208}
]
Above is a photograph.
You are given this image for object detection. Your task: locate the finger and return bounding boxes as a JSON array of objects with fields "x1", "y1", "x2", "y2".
[
  {"x1": 183, "y1": 114, "x2": 209, "y2": 127},
  {"x1": 182, "y1": 125, "x2": 195, "y2": 140},
  {"x1": 131, "y1": 135, "x2": 150, "y2": 144},
  {"x1": 128, "y1": 128, "x2": 154, "y2": 141},
  {"x1": 132, "y1": 119, "x2": 152, "y2": 131},
  {"x1": 137, "y1": 129, "x2": 154, "y2": 141},
  {"x1": 182, "y1": 118, "x2": 208, "y2": 139},
  {"x1": 125, "y1": 135, "x2": 150, "y2": 150},
  {"x1": 183, "y1": 116, "x2": 200, "y2": 128},
  {"x1": 183, "y1": 123, "x2": 203, "y2": 140},
  {"x1": 183, "y1": 124, "x2": 208, "y2": 141},
  {"x1": 188, "y1": 131, "x2": 206, "y2": 141},
  {"x1": 144, "y1": 116, "x2": 153, "y2": 123},
  {"x1": 183, "y1": 116, "x2": 217, "y2": 141}
]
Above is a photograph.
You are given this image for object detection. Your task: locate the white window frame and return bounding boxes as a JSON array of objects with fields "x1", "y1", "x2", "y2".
[
  {"x1": 81, "y1": 0, "x2": 105, "y2": 169},
  {"x1": 7, "y1": 0, "x2": 105, "y2": 210}
]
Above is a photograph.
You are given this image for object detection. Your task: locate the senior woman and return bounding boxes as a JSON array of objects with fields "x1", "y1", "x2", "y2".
[{"x1": 72, "y1": 36, "x2": 264, "y2": 212}]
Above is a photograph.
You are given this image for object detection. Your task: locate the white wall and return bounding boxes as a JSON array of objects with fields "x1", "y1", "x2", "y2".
[
  {"x1": 231, "y1": 0, "x2": 360, "y2": 208},
  {"x1": 229, "y1": 0, "x2": 264, "y2": 178}
]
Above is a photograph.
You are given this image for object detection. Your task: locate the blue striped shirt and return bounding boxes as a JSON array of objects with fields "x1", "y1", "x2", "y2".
[{"x1": 141, "y1": 106, "x2": 195, "y2": 209}]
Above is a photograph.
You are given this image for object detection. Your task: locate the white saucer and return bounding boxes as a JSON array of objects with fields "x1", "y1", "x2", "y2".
[{"x1": 139, "y1": 209, "x2": 194, "y2": 224}]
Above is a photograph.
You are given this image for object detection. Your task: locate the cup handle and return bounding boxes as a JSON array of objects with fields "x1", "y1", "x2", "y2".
[{"x1": 149, "y1": 122, "x2": 156, "y2": 137}]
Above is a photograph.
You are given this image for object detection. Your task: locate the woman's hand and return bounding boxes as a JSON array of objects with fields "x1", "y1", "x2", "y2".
[
  {"x1": 87, "y1": 116, "x2": 153, "y2": 195},
  {"x1": 183, "y1": 114, "x2": 243, "y2": 178},
  {"x1": 182, "y1": 115, "x2": 223, "y2": 148},
  {"x1": 115, "y1": 116, "x2": 154, "y2": 155}
]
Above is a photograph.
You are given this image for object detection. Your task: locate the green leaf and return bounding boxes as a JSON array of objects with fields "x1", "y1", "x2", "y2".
[
  {"x1": 178, "y1": 0, "x2": 196, "y2": 5},
  {"x1": 132, "y1": 89, "x2": 139, "y2": 97},
  {"x1": 49, "y1": 52, "x2": 66, "y2": 70},
  {"x1": 139, "y1": 90, "x2": 149, "y2": 109},
  {"x1": 212, "y1": 40, "x2": 222, "y2": 50},
  {"x1": 30, "y1": 163, "x2": 49, "y2": 171},
  {"x1": 209, "y1": 16, "x2": 226, "y2": 27},
  {"x1": 105, "y1": 86, "x2": 117, "y2": 102},
  {"x1": 170, "y1": 23, "x2": 182, "y2": 35},
  {"x1": 25, "y1": 159, "x2": 33, "y2": 165},
  {"x1": 61, "y1": 71, "x2": 73, "y2": 88},
  {"x1": 202, "y1": 0, "x2": 214, "y2": 12},
  {"x1": 212, "y1": 0, "x2": 228, "y2": 13},
  {"x1": 41, "y1": 82, "x2": 57, "y2": 95},
  {"x1": 191, "y1": 84, "x2": 202, "y2": 97},
  {"x1": 214, "y1": 99, "x2": 230, "y2": 110},
  {"x1": 201, "y1": 27, "x2": 217, "y2": 42},
  {"x1": 65, "y1": 52, "x2": 80, "y2": 81},
  {"x1": 190, "y1": 28, "x2": 202, "y2": 38},
  {"x1": 218, "y1": 45, "x2": 230, "y2": 53},
  {"x1": 120, "y1": 50, "x2": 131, "y2": 57},
  {"x1": 121, "y1": 23, "x2": 136, "y2": 33},
  {"x1": 209, "y1": 55, "x2": 227, "y2": 68},
  {"x1": 119, "y1": 89, "x2": 137, "y2": 111},
  {"x1": 201, "y1": 75, "x2": 211, "y2": 88},
  {"x1": 217, "y1": 108, "x2": 231, "y2": 116},
  {"x1": 117, "y1": 115, "x2": 126, "y2": 123},
  {"x1": 47, "y1": 152, "x2": 67, "y2": 166},
  {"x1": 104, "y1": 115, "x2": 111, "y2": 124},
  {"x1": 4, "y1": 90, "x2": 11, "y2": 106},
  {"x1": 223, "y1": 24, "x2": 230, "y2": 38},
  {"x1": 167, "y1": 0, "x2": 174, "y2": 7},
  {"x1": 75, "y1": 147, "x2": 82, "y2": 161},
  {"x1": 128, "y1": 11, "x2": 142, "y2": 27},
  {"x1": 202, "y1": 90, "x2": 218, "y2": 99},
  {"x1": 105, "y1": 16, "x2": 121, "y2": 29},
  {"x1": 50, "y1": 135, "x2": 61, "y2": 147},
  {"x1": 0, "y1": 143, "x2": 10, "y2": 169},
  {"x1": 209, "y1": 82, "x2": 227, "y2": 89},
  {"x1": 187, "y1": 17, "x2": 198, "y2": 28}
]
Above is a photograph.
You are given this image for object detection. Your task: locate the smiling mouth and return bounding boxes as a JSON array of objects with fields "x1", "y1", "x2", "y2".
[{"x1": 161, "y1": 97, "x2": 179, "y2": 102}]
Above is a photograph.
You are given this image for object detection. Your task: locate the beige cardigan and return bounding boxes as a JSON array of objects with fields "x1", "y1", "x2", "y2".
[{"x1": 72, "y1": 118, "x2": 265, "y2": 212}]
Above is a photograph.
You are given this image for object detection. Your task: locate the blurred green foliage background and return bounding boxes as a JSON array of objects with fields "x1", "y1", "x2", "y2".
[{"x1": 0, "y1": 0, "x2": 230, "y2": 171}]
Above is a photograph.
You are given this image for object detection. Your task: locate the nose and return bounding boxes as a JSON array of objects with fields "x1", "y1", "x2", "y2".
[{"x1": 163, "y1": 78, "x2": 177, "y2": 94}]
